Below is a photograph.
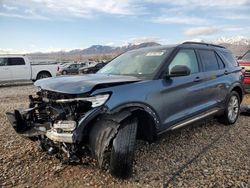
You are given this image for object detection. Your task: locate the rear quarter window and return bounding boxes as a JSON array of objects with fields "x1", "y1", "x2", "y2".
[
  {"x1": 220, "y1": 51, "x2": 238, "y2": 67},
  {"x1": 242, "y1": 51, "x2": 250, "y2": 60}
]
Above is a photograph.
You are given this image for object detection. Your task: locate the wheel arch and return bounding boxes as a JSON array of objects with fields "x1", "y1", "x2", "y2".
[
  {"x1": 108, "y1": 103, "x2": 160, "y2": 142},
  {"x1": 36, "y1": 70, "x2": 52, "y2": 80},
  {"x1": 230, "y1": 83, "x2": 244, "y2": 102},
  {"x1": 74, "y1": 103, "x2": 160, "y2": 144}
]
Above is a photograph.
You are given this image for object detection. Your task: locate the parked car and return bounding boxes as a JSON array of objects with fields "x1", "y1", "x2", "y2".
[
  {"x1": 6, "y1": 42, "x2": 244, "y2": 179},
  {"x1": 57, "y1": 63, "x2": 86, "y2": 75},
  {"x1": 79, "y1": 62, "x2": 107, "y2": 74},
  {"x1": 238, "y1": 50, "x2": 250, "y2": 90},
  {"x1": 0, "y1": 55, "x2": 58, "y2": 81}
]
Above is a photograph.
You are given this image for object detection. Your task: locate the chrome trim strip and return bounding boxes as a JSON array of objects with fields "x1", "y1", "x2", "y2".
[{"x1": 170, "y1": 109, "x2": 219, "y2": 130}]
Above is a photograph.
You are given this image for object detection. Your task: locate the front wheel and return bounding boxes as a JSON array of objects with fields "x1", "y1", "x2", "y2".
[
  {"x1": 110, "y1": 119, "x2": 138, "y2": 178},
  {"x1": 219, "y1": 91, "x2": 240, "y2": 125},
  {"x1": 89, "y1": 118, "x2": 138, "y2": 179}
]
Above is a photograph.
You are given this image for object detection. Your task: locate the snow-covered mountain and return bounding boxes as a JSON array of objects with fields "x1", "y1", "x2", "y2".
[
  {"x1": 210, "y1": 36, "x2": 250, "y2": 56},
  {"x1": 213, "y1": 36, "x2": 250, "y2": 45}
]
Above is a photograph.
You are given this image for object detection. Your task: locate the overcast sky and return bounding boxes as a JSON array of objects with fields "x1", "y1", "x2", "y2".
[{"x1": 0, "y1": 0, "x2": 250, "y2": 53}]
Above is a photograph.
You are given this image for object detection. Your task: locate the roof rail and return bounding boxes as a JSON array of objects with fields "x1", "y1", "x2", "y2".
[{"x1": 182, "y1": 41, "x2": 225, "y2": 49}]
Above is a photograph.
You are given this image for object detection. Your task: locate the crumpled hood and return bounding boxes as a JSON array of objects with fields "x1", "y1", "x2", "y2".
[{"x1": 34, "y1": 74, "x2": 141, "y2": 94}]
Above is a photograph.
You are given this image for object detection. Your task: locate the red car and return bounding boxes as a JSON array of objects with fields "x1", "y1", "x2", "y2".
[{"x1": 238, "y1": 50, "x2": 250, "y2": 90}]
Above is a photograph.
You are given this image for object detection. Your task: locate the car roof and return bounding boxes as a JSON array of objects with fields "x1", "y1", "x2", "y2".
[
  {"x1": 0, "y1": 54, "x2": 26, "y2": 58},
  {"x1": 128, "y1": 42, "x2": 230, "y2": 53},
  {"x1": 179, "y1": 42, "x2": 230, "y2": 52}
]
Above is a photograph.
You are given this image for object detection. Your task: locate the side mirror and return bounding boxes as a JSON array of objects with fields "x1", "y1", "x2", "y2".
[
  {"x1": 237, "y1": 56, "x2": 242, "y2": 60},
  {"x1": 169, "y1": 65, "x2": 191, "y2": 77}
]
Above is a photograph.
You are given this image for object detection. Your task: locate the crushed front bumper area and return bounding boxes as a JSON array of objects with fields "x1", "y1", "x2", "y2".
[
  {"x1": 5, "y1": 91, "x2": 120, "y2": 168},
  {"x1": 6, "y1": 109, "x2": 74, "y2": 143}
]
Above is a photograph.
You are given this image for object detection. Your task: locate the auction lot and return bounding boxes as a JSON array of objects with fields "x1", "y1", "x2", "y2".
[{"x1": 0, "y1": 85, "x2": 249, "y2": 188}]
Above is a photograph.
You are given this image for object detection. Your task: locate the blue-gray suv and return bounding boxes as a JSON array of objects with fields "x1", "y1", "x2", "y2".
[{"x1": 6, "y1": 42, "x2": 244, "y2": 178}]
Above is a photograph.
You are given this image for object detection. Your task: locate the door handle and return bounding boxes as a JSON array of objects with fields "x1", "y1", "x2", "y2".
[{"x1": 194, "y1": 76, "x2": 201, "y2": 82}]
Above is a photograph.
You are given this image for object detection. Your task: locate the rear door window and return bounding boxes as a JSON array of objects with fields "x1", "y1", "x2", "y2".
[
  {"x1": 215, "y1": 53, "x2": 225, "y2": 69},
  {"x1": 199, "y1": 50, "x2": 219, "y2": 71},
  {"x1": 0, "y1": 58, "x2": 8, "y2": 66},
  {"x1": 7, "y1": 58, "x2": 25, "y2": 66}
]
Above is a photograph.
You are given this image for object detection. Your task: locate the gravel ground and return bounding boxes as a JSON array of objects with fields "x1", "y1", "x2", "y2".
[{"x1": 0, "y1": 85, "x2": 249, "y2": 188}]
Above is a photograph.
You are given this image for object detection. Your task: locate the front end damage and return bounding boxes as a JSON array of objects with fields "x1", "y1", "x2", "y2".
[{"x1": 5, "y1": 89, "x2": 116, "y2": 164}]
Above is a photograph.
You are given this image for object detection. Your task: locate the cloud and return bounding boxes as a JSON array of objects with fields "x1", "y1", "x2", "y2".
[
  {"x1": 147, "y1": 0, "x2": 249, "y2": 7},
  {"x1": 2, "y1": 0, "x2": 144, "y2": 20},
  {"x1": 2, "y1": 4, "x2": 18, "y2": 11},
  {"x1": 184, "y1": 25, "x2": 247, "y2": 37},
  {"x1": 218, "y1": 14, "x2": 249, "y2": 20},
  {"x1": 0, "y1": 12, "x2": 50, "y2": 20},
  {"x1": 184, "y1": 27, "x2": 220, "y2": 36},
  {"x1": 152, "y1": 15, "x2": 210, "y2": 25}
]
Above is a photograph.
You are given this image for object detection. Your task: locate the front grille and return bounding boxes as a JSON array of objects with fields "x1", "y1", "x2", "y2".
[{"x1": 41, "y1": 90, "x2": 74, "y2": 100}]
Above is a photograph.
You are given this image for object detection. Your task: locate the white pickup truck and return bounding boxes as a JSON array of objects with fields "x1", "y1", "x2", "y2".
[{"x1": 0, "y1": 55, "x2": 58, "y2": 82}]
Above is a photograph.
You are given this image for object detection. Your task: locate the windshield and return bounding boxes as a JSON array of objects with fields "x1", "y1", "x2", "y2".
[{"x1": 98, "y1": 48, "x2": 171, "y2": 79}]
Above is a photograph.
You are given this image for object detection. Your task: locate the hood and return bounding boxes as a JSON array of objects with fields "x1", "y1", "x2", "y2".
[{"x1": 34, "y1": 74, "x2": 141, "y2": 94}]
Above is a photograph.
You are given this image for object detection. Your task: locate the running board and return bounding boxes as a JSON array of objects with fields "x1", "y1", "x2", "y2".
[{"x1": 170, "y1": 109, "x2": 219, "y2": 130}]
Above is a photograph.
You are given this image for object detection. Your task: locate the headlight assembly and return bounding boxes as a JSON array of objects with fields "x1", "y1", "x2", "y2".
[{"x1": 55, "y1": 94, "x2": 110, "y2": 107}]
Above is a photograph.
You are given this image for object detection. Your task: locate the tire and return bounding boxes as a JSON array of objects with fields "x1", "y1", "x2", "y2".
[
  {"x1": 36, "y1": 72, "x2": 51, "y2": 80},
  {"x1": 219, "y1": 91, "x2": 240, "y2": 125},
  {"x1": 62, "y1": 70, "x2": 67, "y2": 75},
  {"x1": 89, "y1": 119, "x2": 119, "y2": 168},
  {"x1": 110, "y1": 119, "x2": 138, "y2": 179}
]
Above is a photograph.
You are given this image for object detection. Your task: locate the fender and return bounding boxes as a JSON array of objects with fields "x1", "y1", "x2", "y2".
[
  {"x1": 73, "y1": 107, "x2": 105, "y2": 143},
  {"x1": 108, "y1": 102, "x2": 161, "y2": 130},
  {"x1": 228, "y1": 82, "x2": 244, "y2": 100}
]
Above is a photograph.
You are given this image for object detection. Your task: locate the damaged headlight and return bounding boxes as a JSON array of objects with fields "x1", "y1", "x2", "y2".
[{"x1": 55, "y1": 94, "x2": 110, "y2": 107}]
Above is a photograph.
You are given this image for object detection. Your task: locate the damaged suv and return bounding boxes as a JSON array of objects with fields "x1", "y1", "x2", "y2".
[{"x1": 6, "y1": 42, "x2": 244, "y2": 178}]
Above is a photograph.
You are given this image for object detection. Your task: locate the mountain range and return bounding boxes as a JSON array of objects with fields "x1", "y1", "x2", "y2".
[
  {"x1": 28, "y1": 42, "x2": 160, "y2": 61},
  {"x1": 25, "y1": 36, "x2": 250, "y2": 61}
]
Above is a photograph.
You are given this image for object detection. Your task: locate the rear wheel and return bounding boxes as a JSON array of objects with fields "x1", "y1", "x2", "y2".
[
  {"x1": 219, "y1": 91, "x2": 240, "y2": 125},
  {"x1": 36, "y1": 72, "x2": 51, "y2": 80}
]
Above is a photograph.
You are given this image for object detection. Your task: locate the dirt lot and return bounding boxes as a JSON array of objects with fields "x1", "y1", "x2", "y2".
[{"x1": 0, "y1": 85, "x2": 249, "y2": 188}]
